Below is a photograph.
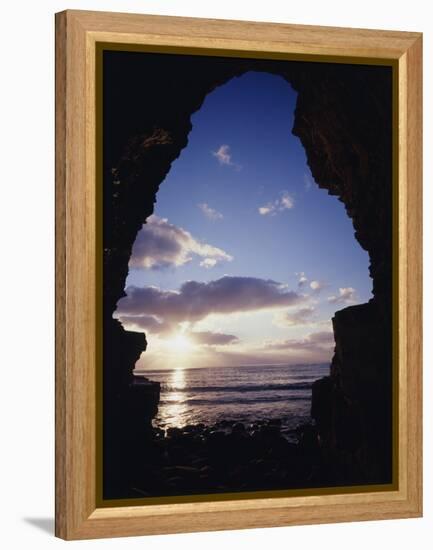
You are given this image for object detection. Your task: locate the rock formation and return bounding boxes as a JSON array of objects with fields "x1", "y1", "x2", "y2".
[{"x1": 102, "y1": 50, "x2": 393, "y2": 496}]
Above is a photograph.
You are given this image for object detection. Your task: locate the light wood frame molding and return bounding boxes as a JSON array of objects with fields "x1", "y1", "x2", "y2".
[{"x1": 55, "y1": 9, "x2": 422, "y2": 540}]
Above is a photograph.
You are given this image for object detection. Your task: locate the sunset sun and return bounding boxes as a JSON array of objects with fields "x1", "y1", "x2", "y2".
[{"x1": 166, "y1": 332, "x2": 194, "y2": 354}]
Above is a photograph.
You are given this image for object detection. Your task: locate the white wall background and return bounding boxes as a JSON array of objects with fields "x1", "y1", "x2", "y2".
[{"x1": 0, "y1": 1, "x2": 430, "y2": 548}]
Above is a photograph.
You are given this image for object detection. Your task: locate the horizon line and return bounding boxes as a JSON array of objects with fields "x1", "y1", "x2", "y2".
[{"x1": 133, "y1": 361, "x2": 330, "y2": 373}]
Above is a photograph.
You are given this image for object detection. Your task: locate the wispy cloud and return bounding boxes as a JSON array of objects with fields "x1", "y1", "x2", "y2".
[
  {"x1": 212, "y1": 144, "x2": 241, "y2": 170},
  {"x1": 198, "y1": 203, "x2": 223, "y2": 221},
  {"x1": 190, "y1": 331, "x2": 239, "y2": 346},
  {"x1": 118, "y1": 314, "x2": 171, "y2": 335},
  {"x1": 118, "y1": 316, "x2": 239, "y2": 348},
  {"x1": 273, "y1": 306, "x2": 316, "y2": 327},
  {"x1": 309, "y1": 280, "x2": 326, "y2": 292},
  {"x1": 296, "y1": 271, "x2": 308, "y2": 288},
  {"x1": 200, "y1": 258, "x2": 217, "y2": 269},
  {"x1": 327, "y1": 287, "x2": 357, "y2": 304},
  {"x1": 264, "y1": 331, "x2": 335, "y2": 352},
  {"x1": 129, "y1": 215, "x2": 232, "y2": 270},
  {"x1": 259, "y1": 191, "x2": 294, "y2": 216}
]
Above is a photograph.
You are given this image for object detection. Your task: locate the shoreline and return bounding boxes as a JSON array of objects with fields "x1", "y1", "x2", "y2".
[{"x1": 152, "y1": 416, "x2": 307, "y2": 444}]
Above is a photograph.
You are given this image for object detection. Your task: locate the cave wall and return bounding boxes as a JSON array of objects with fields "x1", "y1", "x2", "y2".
[{"x1": 103, "y1": 50, "x2": 393, "y2": 488}]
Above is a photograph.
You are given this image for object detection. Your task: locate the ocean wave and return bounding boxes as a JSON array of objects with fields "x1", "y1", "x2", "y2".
[
  {"x1": 160, "y1": 394, "x2": 309, "y2": 406},
  {"x1": 162, "y1": 381, "x2": 313, "y2": 393}
]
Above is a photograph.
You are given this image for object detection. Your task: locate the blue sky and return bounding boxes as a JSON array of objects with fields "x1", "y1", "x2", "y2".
[{"x1": 116, "y1": 71, "x2": 372, "y2": 369}]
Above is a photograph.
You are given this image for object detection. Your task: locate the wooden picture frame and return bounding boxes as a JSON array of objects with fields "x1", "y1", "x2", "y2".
[{"x1": 55, "y1": 9, "x2": 422, "y2": 540}]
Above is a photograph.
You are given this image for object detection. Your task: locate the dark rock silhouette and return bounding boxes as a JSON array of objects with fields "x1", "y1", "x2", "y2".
[
  {"x1": 102, "y1": 51, "x2": 393, "y2": 498},
  {"x1": 109, "y1": 419, "x2": 365, "y2": 499}
]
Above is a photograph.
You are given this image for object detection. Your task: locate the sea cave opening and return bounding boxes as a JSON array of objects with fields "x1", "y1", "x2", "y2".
[
  {"x1": 113, "y1": 70, "x2": 373, "y2": 435},
  {"x1": 102, "y1": 51, "x2": 393, "y2": 498}
]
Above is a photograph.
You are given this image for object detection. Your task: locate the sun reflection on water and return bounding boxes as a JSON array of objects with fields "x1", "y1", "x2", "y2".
[
  {"x1": 159, "y1": 368, "x2": 188, "y2": 427},
  {"x1": 171, "y1": 367, "x2": 186, "y2": 390}
]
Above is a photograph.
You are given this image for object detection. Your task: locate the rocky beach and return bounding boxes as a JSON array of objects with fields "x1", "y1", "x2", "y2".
[{"x1": 116, "y1": 417, "x2": 365, "y2": 499}]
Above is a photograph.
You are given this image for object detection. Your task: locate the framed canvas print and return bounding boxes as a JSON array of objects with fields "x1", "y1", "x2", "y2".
[{"x1": 55, "y1": 10, "x2": 423, "y2": 540}]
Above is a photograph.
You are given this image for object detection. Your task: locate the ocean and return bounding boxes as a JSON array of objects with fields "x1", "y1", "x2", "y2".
[{"x1": 143, "y1": 363, "x2": 329, "y2": 435}]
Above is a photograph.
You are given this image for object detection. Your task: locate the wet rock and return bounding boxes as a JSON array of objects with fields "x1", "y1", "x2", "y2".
[
  {"x1": 206, "y1": 430, "x2": 226, "y2": 444},
  {"x1": 215, "y1": 419, "x2": 234, "y2": 430},
  {"x1": 152, "y1": 427, "x2": 165, "y2": 438},
  {"x1": 259, "y1": 424, "x2": 281, "y2": 440},
  {"x1": 268, "y1": 418, "x2": 282, "y2": 428},
  {"x1": 297, "y1": 424, "x2": 319, "y2": 452},
  {"x1": 166, "y1": 427, "x2": 183, "y2": 440},
  {"x1": 265, "y1": 436, "x2": 293, "y2": 460},
  {"x1": 231, "y1": 422, "x2": 246, "y2": 434}
]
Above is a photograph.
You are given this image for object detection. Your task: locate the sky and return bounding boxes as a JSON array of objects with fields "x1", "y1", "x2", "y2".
[{"x1": 114, "y1": 70, "x2": 372, "y2": 370}]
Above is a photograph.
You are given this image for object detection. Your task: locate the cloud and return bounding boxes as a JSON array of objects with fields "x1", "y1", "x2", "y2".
[
  {"x1": 129, "y1": 215, "x2": 232, "y2": 270},
  {"x1": 135, "y1": 328, "x2": 335, "y2": 369},
  {"x1": 198, "y1": 203, "x2": 223, "y2": 221},
  {"x1": 273, "y1": 306, "x2": 316, "y2": 327},
  {"x1": 296, "y1": 271, "x2": 308, "y2": 288},
  {"x1": 117, "y1": 314, "x2": 171, "y2": 334},
  {"x1": 190, "y1": 331, "x2": 238, "y2": 346},
  {"x1": 117, "y1": 313, "x2": 238, "y2": 347},
  {"x1": 265, "y1": 331, "x2": 335, "y2": 352},
  {"x1": 280, "y1": 194, "x2": 294, "y2": 209},
  {"x1": 328, "y1": 287, "x2": 357, "y2": 304},
  {"x1": 212, "y1": 144, "x2": 241, "y2": 170},
  {"x1": 200, "y1": 258, "x2": 217, "y2": 269},
  {"x1": 258, "y1": 205, "x2": 273, "y2": 216},
  {"x1": 116, "y1": 276, "x2": 306, "y2": 325},
  {"x1": 258, "y1": 191, "x2": 294, "y2": 216},
  {"x1": 309, "y1": 331, "x2": 335, "y2": 344},
  {"x1": 310, "y1": 280, "x2": 325, "y2": 292},
  {"x1": 213, "y1": 144, "x2": 231, "y2": 165}
]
